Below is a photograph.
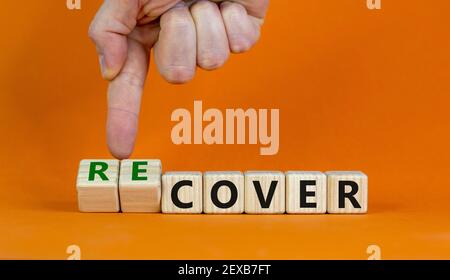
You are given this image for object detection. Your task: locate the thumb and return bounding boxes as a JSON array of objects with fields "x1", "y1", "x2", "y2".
[{"x1": 88, "y1": 0, "x2": 141, "y2": 80}]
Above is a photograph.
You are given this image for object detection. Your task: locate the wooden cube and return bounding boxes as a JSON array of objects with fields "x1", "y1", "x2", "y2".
[
  {"x1": 286, "y1": 171, "x2": 327, "y2": 214},
  {"x1": 162, "y1": 172, "x2": 203, "y2": 214},
  {"x1": 326, "y1": 171, "x2": 368, "y2": 214},
  {"x1": 245, "y1": 171, "x2": 285, "y2": 214},
  {"x1": 76, "y1": 159, "x2": 120, "y2": 212},
  {"x1": 119, "y1": 159, "x2": 162, "y2": 213},
  {"x1": 203, "y1": 172, "x2": 244, "y2": 214}
]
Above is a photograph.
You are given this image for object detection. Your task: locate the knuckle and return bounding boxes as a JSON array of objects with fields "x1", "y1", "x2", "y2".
[
  {"x1": 117, "y1": 71, "x2": 145, "y2": 89},
  {"x1": 161, "y1": 4, "x2": 193, "y2": 30},
  {"x1": 162, "y1": 14, "x2": 192, "y2": 31},
  {"x1": 191, "y1": 0, "x2": 215, "y2": 13},
  {"x1": 221, "y1": 1, "x2": 246, "y2": 15}
]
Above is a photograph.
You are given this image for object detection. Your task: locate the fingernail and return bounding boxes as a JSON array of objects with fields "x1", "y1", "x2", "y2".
[{"x1": 99, "y1": 55, "x2": 114, "y2": 80}]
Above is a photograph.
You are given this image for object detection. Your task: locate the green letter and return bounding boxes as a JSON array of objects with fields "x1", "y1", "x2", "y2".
[
  {"x1": 88, "y1": 162, "x2": 109, "y2": 181},
  {"x1": 132, "y1": 161, "x2": 148, "y2": 181}
]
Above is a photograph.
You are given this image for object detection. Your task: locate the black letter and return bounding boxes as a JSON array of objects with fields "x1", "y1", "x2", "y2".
[
  {"x1": 253, "y1": 181, "x2": 278, "y2": 208},
  {"x1": 300, "y1": 180, "x2": 317, "y2": 208},
  {"x1": 172, "y1": 180, "x2": 193, "y2": 209},
  {"x1": 339, "y1": 181, "x2": 361, "y2": 208},
  {"x1": 211, "y1": 180, "x2": 238, "y2": 209}
]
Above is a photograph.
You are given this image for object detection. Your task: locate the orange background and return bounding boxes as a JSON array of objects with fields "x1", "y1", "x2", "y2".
[{"x1": 1, "y1": 0, "x2": 450, "y2": 259}]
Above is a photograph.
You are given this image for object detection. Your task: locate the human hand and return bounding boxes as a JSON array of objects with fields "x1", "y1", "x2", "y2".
[{"x1": 89, "y1": 0, "x2": 269, "y2": 159}]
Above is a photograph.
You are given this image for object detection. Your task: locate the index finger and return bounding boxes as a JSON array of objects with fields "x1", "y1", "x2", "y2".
[{"x1": 106, "y1": 38, "x2": 149, "y2": 160}]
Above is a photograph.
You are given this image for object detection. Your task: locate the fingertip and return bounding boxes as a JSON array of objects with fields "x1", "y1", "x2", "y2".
[
  {"x1": 162, "y1": 66, "x2": 196, "y2": 84},
  {"x1": 106, "y1": 108, "x2": 138, "y2": 160},
  {"x1": 92, "y1": 32, "x2": 128, "y2": 80},
  {"x1": 98, "y1": 46, "x2": 128, "y2": 81},
  {"x1": 101, "y1": 66, "x2": 121, "y2": 81},
  {"x1": 228, "y1": 35, "x2": 253, "y2": 53},
  {"x1": 198, "y1": 52, "x2": 228, "y2": 70},
  {"x1": 109, "y1": 148, "x2": 132, "y2": 160}
]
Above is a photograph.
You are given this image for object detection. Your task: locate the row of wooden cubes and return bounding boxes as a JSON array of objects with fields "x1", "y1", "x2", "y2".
[{"x1": 76, "y1": 159, "x2": 368, "y2": 214}]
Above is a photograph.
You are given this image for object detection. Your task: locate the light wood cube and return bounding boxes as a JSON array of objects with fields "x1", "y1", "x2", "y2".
[
  {"x1": 286, "y1": 171, "x2": 327, "y2": 214},
  {"x1": 245, "y1": 171, "x2": 285, "y2": 214},
  {"x1": 119, "y1": 159, "x2": 162, "y2": 213},
  {"x1": 326, "y1": 171, "x2": 368, "y2": 214},
  {"x1": 203, "y1": 172, "x2": 244, "y2": 214},
  {"x1": 162, "y1": 172, "x2": 203, "y2": 214},
  {"x1": 76, "y1": 159, "x2": 120, "y2": 212}
]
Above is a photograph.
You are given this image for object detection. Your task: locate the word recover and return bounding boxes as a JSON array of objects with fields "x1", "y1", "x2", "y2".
[{"x1": 76, "y1": 160, "x2": 368, "y2": 214}]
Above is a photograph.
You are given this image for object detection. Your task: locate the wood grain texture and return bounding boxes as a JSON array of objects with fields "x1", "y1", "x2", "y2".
[
  {"x1": 286, "y1": 171, "x2": 327, "y2": 214},
  {"x1": 245, "y1": 171, "x2": 285, "y2": 214},
  {"x1": 326, "y1": 171, "x2": 368, "y2": 214},
  {"x1": 162, "y1": 172, "x2": 203, "y2": 214},
  {"x1": 203, "y1": 171, "x2": 244, "y2": 214},
  {"x1": 119, "y1": 159, "x2": 162, "y2": 213},
  {"x1": 76, "y1": 159, "x2": 120, "y2": 213}
]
